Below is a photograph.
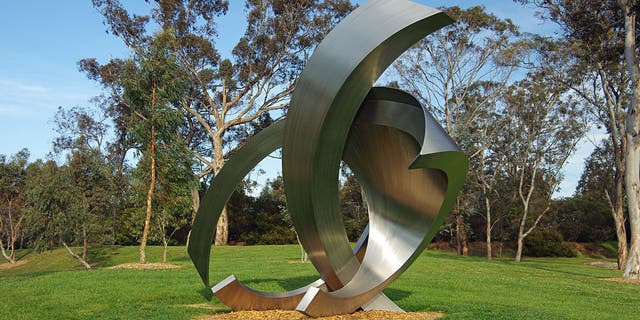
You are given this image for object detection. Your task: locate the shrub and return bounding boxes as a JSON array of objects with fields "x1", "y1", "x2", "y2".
[{"x1": 524, "y1": 229, "x2": 577, "y2": 257}]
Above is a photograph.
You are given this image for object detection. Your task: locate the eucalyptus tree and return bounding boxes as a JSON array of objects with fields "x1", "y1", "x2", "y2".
[
  {"x1": 0, "y1": 149, "x2": 29, "y2": 264},
  {"x1": 516, "y1": 0, "x2": 634, "y2": 271},
  {"x1": 463, "y1": 83, "x2": 508, "y2": 259},
  {"x1": 23, "y1": 151, "x2": 111, "y2": 270},
  {"x1": 500, "y1": 72, "x2": 585, "y2": 262},
  {"x1": 87, "y1": 0, "x2": 353, "y2": 245},
  {"x1": 617, "y1": 0, "x2": 640, "y2": 280},
  {"x1": 517, "y1": 0, "x2": 640, "y2": 277},
  {"x1": 393, "y1": 6, "x2": 522, "y2": 255},
  {"x1": 119, "y1": 37, "x2": 192, "y2": 264}
]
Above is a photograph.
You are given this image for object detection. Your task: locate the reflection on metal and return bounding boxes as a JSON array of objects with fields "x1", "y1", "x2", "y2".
[{"x1": 188, "y1": 0, "x2": 468, "y2": 317}]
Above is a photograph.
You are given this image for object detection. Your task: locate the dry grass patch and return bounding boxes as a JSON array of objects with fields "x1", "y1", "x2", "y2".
[
  {"x1": 106, "y1": 263, "x2": 181, "y2": 270},
  {"x1": 0, "y1": 259, "x2": 28, "y2": 270},
  {"x1": 194, "y1": 310, "x2": 444, "y2": 320},
  {"x1": 601, "y1": 277, "x2": 640, "y2": 285},
  {"x1": 584, "y1": 261, "x2": 618, "y2": 269}
]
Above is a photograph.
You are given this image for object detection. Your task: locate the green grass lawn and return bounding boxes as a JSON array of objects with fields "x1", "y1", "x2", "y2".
[{"x1": 0, "y1": 245, "x2": 637, "y2": 319}]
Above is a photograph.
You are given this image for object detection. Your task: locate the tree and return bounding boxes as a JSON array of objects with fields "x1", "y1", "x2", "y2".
[
  {"x1": 393, "y1": 6, "x2": 522, "y2": 255},
  {"x1": 119, "y1": 37, "x2": 190, "y2": 264},
  {"x1": 339, "y1": 173, "x2": 367, "y2": 242},
  {"x1": 89, "y1": 0, "x2": 354, "y2": 245},
  {"x1": 23, "y1": 152, "x2": 111, "y2": 270},
  {"x1": 501, "y1": 72, "x2": 585, "y2": 262},
  {"x1": 516, "y1": 0, "x2": 634, "y2": 271},
  {"x1": 0, "y1": 149, "x2": 29, "y2": 264},
  {"x1": 618, "y1": 0, "x2": 640, "y2": 279},
  {"x1": 575, "y1": 141, "x2": 626, "y2": 262},
  {"x1": 151, "y1": 142, "x2": 195, "y2": 263}
]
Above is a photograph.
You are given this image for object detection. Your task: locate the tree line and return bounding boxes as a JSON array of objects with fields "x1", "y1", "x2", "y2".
[{"x1": 1, "y1": 0, "x2": 639, "y2": 280}]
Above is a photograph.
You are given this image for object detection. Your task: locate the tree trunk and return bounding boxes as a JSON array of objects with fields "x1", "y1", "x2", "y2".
[
  {"x1": 162, "y1": 236, "x2": 168, "y2": 263},
  {"x1": 515, "y1": 235, "x2": 524, "y2": 262},
  {"x1": 455, "y1": 214, "x2": 468, "y2": 256},
  {"x1": 621, "y1": 0, "x2": 640, "y2": 280},
  {"x1": 294, "y1": 230, "x2": 307, "y2": 262},
  {"x1": 615, "y1": 209, "x2": 629, "y2": 270},
  {"x1": 485, "y1": 196, "x2": 492, "y2": 260},
  {"x1": 82, "y1": 225, "x2": 88, "y2": 262},
  {"x1": 140, "y1": 125, "x2": 156, "y2": 264},
  {"x1": 515, "y1": 203, "x2": 529, "y2": 262},
  {"x1": 7, "y1": 200, "x2": 17, "y2": 263},
  {"x1": 185, "y1": 185, "x2": 200, "y2": 248},
  {"x1": 607, "y1": 189, "x2": 628, "y2": 270},
  {"x1": 215, "y1": 207, "x2": 229, "y2": 246},
  {"x1": 63, "y1": 242, "x2": 91, "y2": 269},
  {"x1": 0, "y1": 236, "x2": 15, "y2": 264},
  {"x1": 624, "y1": 126, "x2": 640, "y2": 279},
  {"x1": 213, "y1": 134, "x2": 228, "y2": 246}
]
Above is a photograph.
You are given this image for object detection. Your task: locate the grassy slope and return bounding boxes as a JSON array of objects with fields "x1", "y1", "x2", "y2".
[{"x1": 0, "y1": 245, "x2": 637, "y2": 320}]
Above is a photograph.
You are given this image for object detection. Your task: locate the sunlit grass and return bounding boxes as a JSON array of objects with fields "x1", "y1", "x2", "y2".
[{"x1": 0, "y1": 245, "x2": 637, "y2": 319}]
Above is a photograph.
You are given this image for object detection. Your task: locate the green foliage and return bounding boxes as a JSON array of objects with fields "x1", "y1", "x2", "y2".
[
  {"x1": 575, "y1": 140, "x2": 616, "y2": 202},
  {"x1": 524, "y1": 229, "x2": 577, "y2": 257},
  {"x1": 227, "y1": 177, "x2": 296, "y2": 245},
  {"x1": 552, "y1": 197, "x2": 615, "y2": 243},
  {"x1": 340, "y1": 173, "x2": 368, "y2": 242},
  {"x1": 23, "y1": 149, "x2": 113, "y2": 253}
]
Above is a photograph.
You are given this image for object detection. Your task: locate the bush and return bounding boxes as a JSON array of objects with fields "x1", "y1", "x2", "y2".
[{"x1": 524, "y1": 230, "x2": 577, "y2": 257}]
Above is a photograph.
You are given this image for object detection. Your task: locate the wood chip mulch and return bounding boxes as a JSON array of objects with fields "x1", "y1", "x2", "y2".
[
  {"x1": 0, "y1": 259, "x2": 29, "y2": 270},
  {"x1": 106, "y1": 263, "x2": 181, "y2": 270},
  {"x1": 194, "y1": 310, "x2": 444, "y2": 320},
  {"x1": 584, "y1": 261, "x2": 618, "y2": 270},
  {"x1": 601, "y1": 277, "x2": 640, "y2": 285}
]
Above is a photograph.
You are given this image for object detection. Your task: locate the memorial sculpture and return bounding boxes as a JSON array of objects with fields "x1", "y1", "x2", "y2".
[{"x1": 188, "y1": 0, "x2": 468, "y2": 317}]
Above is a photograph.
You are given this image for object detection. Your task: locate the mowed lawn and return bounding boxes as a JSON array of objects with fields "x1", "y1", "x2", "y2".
[{"x1": 0, "y1": 245, "x2": 638, "y2": 320}]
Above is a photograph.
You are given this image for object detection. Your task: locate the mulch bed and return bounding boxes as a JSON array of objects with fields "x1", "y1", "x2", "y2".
[
  {"x1": 194, "y1": 310, "x2": 444, "y2": 320},
  {"x1": 584, "y1": 261, "x2": 618, "y2": 269},
  {"x1": 0, "y1": 259, "x2": 28, "y2": 270},
  {"x1": 106, "y1": 263, "x2": 181, "y2": 270},
  {"x1": 601, "y1": 277, "x2": 640, "y2": 285}
]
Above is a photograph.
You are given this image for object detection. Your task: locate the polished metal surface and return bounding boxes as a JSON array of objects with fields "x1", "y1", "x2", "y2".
[
  {"x1": 282, "y1": 0, "x2": 453, "y2": 291},
  {"x1": 188, "y1": 0, "x2": 468, "y2": 317}
]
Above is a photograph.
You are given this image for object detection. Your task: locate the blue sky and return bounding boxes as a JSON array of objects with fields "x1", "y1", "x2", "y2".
[{"x1": 0, "y1": 0, "x2": 595, "y2": 197}]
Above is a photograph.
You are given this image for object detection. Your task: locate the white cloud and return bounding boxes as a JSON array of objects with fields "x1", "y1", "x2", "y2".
[
  {"x1": 0, "y1": 79, "x2": 49, "y2": 96},
  {"x1": 0, "y1": 105, "x2": 35, "y2": 117}
]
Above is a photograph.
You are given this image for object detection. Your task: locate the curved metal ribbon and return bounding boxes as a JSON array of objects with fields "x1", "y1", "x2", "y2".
[
  {"x1": 283, "y1": 0, "x2": 453, "y2": 292},
  {"x1": 188, "y1": 0, "x2": 469, "y2": 317}
]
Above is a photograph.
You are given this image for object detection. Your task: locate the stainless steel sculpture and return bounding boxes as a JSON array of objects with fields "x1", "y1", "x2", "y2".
[{"x1": 188, "y1": 0, "x2": 468, "y2": 317}]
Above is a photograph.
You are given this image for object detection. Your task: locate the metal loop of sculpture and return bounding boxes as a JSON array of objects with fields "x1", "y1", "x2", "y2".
[{"x1": 188, "y1": 0, "x2": 469, "y2": 317}]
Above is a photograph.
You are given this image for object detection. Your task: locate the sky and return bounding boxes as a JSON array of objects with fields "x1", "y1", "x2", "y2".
[{"x1": 0, "y1": 0, "x2": 599, "y2": 198}]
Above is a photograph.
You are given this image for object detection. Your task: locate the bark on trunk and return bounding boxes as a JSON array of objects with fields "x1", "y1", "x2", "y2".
[
  {"x1": 621, "y1": 0, "x2": 640, "y2": 280},
  {"x1": 215, "y1": 207, "x2": 229, "y2": 246},
  {"x1": 624, "y1": 128, "x2": 640, "y2": 279},
  {"x1": 213, "y1": 134, "x2": 228, "y2": 246},
  {"x1": 294, "y1": 230, "x2": 308, "y2": 262},
  {"x1": 162, "y1": 237, "x2": 168, "y2": 263},
  {"x1": 82, "y1": 225, "x2": 88, "y2": 262},
  {"x1": 0, "y1": 237, "x2": 15, "y2": 264},
  {"x1": 455, "y1": 214, "x2": 468, "y2": 256},
  {"x1": 140, "y1": 81, "x2": 157, "y2": 264},
  {"x1": 140, "y1": 125, "x2": 156, "y2": 264},
  {"x1": 6, "y1": 200, "x2": 19, "y2": 263},
  {"x1": 485, "y1": 196, "x2": 492, "y2": 260},
  {"x1": 185, "y1": 185, "x2": 200, "y2": 248},
  {"x1": 606, "y1": 189, "x2": 628, "y2": 270},
  {"x1": 63, "y1": 242, "x2": 91, "y2": 269},
  {"x1": 515, "y1": 236, "x2": 524, "y2": 262},
  {"x1": 515, "y1": 203, "x2": 529, "y2": 262}
]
